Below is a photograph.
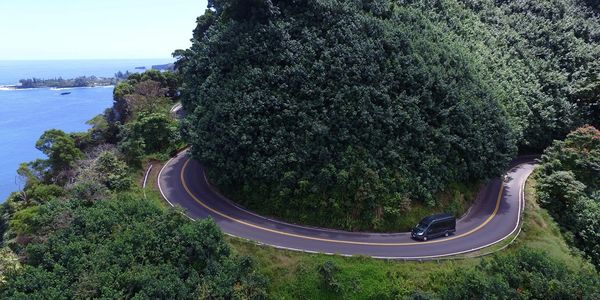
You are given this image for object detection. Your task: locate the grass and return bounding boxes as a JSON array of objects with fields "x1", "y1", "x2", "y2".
[
  {"x1": 227, "y1": 236, "x2": 480, "y2": 299},
  {"x1": 225, "y1": 174, "x2": 595, "y2": 299},
  {"x1": 133, "y1": 154, "x2": 178, "y2": 205},
  {"x1": 506, "y1": 176, "x2": 587, "y2": 266},
  {"x1": 227, "y1": 237, "x2": 465, "y2": 299}
]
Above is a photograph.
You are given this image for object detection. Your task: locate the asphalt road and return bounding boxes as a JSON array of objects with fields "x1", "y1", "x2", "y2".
[{"x1": 158, "y1": 150, "x2": 536, "y2": 259}]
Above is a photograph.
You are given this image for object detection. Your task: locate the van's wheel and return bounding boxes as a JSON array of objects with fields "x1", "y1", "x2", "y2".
[
  {"x1": 422, "y1": 236, "x2": 427, "y2": 241},
  {"x1": 444, "y1": 231, "x2": 449, "y2": 237}
]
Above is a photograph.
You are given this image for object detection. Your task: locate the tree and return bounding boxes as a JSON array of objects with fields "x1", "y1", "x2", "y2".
[
  {"x1": 85, "y1": 112, "x2": 121, "y2": 146},
  {"x1": 70, "y1": 150, "x2": 132, "y2": 197},
  {"x1": 0, "y1": 195, "x2": 268, "y2": 299},
  {"x1": 118, "y1": 137, "x2": 146, "y2": 167},
  {"x1": 535, "y1": 125, "x2": 600, "y2": 268},
  {"x1": 92, "y1": 151, "x2": 131, "y2": 191},
  {"x1": 109, "y1": 71, "x2": 181, "y2": 124},
  {"x1": 536, "y1": 171, "x2": 586, "y2": 225},
  {"x1": 123, "y1": 80, "x2": 171, "y2": 117},
  {"x1": 0, "y1": 247, "x2": 20, "y2": 285},
  {"x1": 404, "y1": 0, "x2": 600, "y2": 150},
  {"x1": 574, "y1": 196, "x2": 600, "y2": 267},
  {"x1": 35, "y1": 130, "x2": 83, "y2": 180},
  {"x1": 110, "y1": 81, "x2": 135, "y2": 123},
  {"x1": 120, "y1": 112, "x2": 179, "y2": 155},
  {"x1": 177, "y1": 0, "x2": 517, "y2": 230},
  {"x1": 442, "y1": 248, "x2": 600, "y2": 299}
]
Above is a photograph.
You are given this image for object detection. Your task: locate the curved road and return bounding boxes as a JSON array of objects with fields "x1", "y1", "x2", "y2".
[{"x1": 158, "y1": 150, "x2": 536, "y2": 259}]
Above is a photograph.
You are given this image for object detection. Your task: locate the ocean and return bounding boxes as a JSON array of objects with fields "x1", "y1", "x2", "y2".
[{"x1": 0, "y1": 59, "x2": 172, "y2": 201}]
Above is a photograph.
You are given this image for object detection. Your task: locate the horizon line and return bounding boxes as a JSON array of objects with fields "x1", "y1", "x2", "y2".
[{"x1": 0, "y1": 58, "x2": 174, "y2": 62}]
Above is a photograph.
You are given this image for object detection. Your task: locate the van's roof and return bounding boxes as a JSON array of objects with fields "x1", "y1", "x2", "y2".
[{"x1": 420, "y1": 213, "x2": 455, "y2": 224}]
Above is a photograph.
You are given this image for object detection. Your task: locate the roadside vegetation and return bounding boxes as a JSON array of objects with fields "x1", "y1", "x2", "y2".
[
  {"x1": 0, "y1": 70, "x2": 268, "y2": 298},
  {"x1": 225, "y1": 149, "x2": 600, "y2": 299},
  {"x1": 534, "y1": 125, "x2": 600, "y2": 269},
  {"x1": 176, "y1": 0, "x2": 600, "y2": 231}
]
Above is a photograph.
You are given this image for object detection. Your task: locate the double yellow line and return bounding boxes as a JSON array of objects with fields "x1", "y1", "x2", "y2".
[{"x1": 179, "y1": 158, "x2": 505, "y2": 246}]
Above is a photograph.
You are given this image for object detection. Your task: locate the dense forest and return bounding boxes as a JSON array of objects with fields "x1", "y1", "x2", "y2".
[
  {"x1": 535, "y1": 125, "x2": 600, "y2": 268},
  {"x1": 1, "y1": 197, "x2": 266, "y2": 298},
  {"x1": 16, "y1": 71, "x2": 137, "y2": 89},
  {"x1": 176, "y1": 0, "x2": 600, "y2": 230},
  {"x1": 17, "y1": 76, "x2": 118, "y2": 89}
]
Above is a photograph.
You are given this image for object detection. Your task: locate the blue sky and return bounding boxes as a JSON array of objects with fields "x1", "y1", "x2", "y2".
[{"x1": 0, "y1": 0, "x2": 208, "y2": 60}]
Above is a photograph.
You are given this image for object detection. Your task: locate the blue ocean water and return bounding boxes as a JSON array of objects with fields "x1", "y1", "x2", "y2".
[
  {"x1": 0, "y1": 59, "x2": 172, "y2": 201},
  {"x1": 0, "y1": 59, "x2": 171, "y2": 86}
]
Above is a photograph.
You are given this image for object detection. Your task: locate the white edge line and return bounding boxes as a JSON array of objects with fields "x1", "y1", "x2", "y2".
[
  {"x1": 158, "y1": 151, "x2": 534, "y2": 260},
  {"x1": 170, "y1": 103, "x2": 182, "y2": 113},
  {"x1": 372, "y1": 167, "x2": 529, "y2": 260},
  {"x1": 158, "y1": 155, "x2": 179, "y2": 208},
  {"x1": 200, "y1": 164, "x2": 526, "y2": 237},
  {"x1": 142, "y1": 164, "x2": 153, "y2": 189},
  {"x1": 202, "y1": 171, "x2": 414, "y2": 237},
  {"x1": 142, "y1": 164, "x2": 153, "y2": 199}
]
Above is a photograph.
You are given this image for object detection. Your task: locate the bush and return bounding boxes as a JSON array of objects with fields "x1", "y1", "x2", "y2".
[
  {"x1": 8, "y1": 206, "x2": 40, "y2": 236},
  {"x1": 0, "y1": 194, "x2": 268, "y2": 299},
  {"x1": 441, "y1": 248, "x2": 600, "y2": 299},
  {"x1": 317, "y1": 260, "x2": 342, "y2": 293},
  {"x1": 118, "y1": 112, "x2": 180, "y2": 164},
  {"x1": 535, "y1": 125, "x2": 600, "y2": 268}
]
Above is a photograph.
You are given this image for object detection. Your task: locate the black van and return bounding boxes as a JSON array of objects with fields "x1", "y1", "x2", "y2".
[{"x1": 411, "y1": 213, "x2": 456, "y2": 241}]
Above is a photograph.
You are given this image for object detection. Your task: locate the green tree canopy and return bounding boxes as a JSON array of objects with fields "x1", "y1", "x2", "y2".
[
  {"x1": 177, "y1": 0, "x2": 517, "y2": 230},
  {"x1": 0, "y1": 195, "x2": 267, "y2": 299},
  {"x1": 120, "y1": 112, "x2": 179, "y2": 155},
  {"x1": 442, "y1": 248, "x2": 600, "y2": 299},
  {"x1": 110, "y1": 70, "x2": 180, "y2": 124},
  {"x1": 535, "y1": 125, "x2": 600, "y2": 268},
  {"x1": 35, "y1": 129, "x2": 83, "y2": 179},
  {"x1": 407, "y1": 0, "x2": 600, "y2": 150}
]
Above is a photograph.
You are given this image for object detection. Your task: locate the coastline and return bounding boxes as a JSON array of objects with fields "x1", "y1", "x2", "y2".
[
  {"x1": 0, "y1": 85, "x2": 18, "y2": 90},
  {"x1": 0, "y1": 85, "x2": 115, "y2": 91},
  {"x1": 0, "y1": 85, "x2": 115, "y2": 201}
]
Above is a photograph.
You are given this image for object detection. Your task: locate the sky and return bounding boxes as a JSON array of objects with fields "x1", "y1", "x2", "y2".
[{"x1": 0, "y1": 0, "x2": 209, "y2": 60}]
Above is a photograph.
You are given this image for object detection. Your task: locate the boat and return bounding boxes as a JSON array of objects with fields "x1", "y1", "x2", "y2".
[{"x1": 60, "y1": 92, "x2": 71, "y2": 95}]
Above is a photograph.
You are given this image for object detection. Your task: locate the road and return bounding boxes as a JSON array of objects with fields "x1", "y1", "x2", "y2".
[{"x1": 158, "y1": 150, "x2": 536, "y2": 259}]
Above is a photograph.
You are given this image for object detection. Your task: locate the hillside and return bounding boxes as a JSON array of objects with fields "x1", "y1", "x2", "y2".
[{"x1": 175, "y1": 0, "x2": 600, "y2": 231}]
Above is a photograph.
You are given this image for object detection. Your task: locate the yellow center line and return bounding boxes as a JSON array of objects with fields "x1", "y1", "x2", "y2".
[{"x1": 180, "y1": 158, "x2": 504, "y2": 246}]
